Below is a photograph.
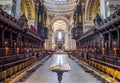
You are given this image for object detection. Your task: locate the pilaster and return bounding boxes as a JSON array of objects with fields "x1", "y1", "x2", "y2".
[{"x1": 15, "y1": 0, "x2": 21, "y2": 19}]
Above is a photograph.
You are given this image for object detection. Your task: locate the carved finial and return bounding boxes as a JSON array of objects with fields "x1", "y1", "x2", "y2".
[
  {"x1": 94, "y1": 13, "x2": 102, "y2": 29},
  {"x1": 19, "y1": 14, "x2": 28, "y2": 23}
]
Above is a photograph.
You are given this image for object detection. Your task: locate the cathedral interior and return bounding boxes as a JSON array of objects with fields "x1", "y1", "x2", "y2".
[{"x1": 0, "y1": 0, "x2": 120, "y2": 83}]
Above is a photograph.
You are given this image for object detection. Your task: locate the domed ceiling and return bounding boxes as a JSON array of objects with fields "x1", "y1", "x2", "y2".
[{"x1": 43, "y1": 0, "x2": 77, "y2": 13}]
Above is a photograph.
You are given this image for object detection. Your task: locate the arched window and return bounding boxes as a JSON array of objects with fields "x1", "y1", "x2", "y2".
[{"x1": 58, "y1": 32, "x2": 62, "y2": 40}]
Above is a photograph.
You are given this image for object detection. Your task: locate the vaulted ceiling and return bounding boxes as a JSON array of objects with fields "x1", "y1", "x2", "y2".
[
  {"x1": 52, "y1": 20, "x2": 68, "y2": 32},
  {"x1": 43, "y1": 0, "x2": 77, "y2": 14}
]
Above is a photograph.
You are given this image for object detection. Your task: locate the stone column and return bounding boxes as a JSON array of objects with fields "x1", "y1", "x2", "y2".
[
  {"x1": 72, "y1": 40, "x2": 74, "y2": 50},
  {"x1": 74, "y1": 40, "x2": 76, "y2": 50},
  {"x1": 106, "y1": 3, "x2": 111, "y2": 17},
  {"x1": 35, "y1": 11, "x2": 38, "y2": 30},
  {"x1": 52, "y1": 32, "x2": 55, "y2": 50},
  {"x1": 15, "y1": 0, "x2": 21, "y2": 19},
  {"x1": 45, "y1": 39, "x2": 47, "y2": 49},
  {"x1": 65, "y1": 33, "x2": 68, "y2": 50},
  {"x1": 48, "y1": 35, "x2": 50, "y2": 50},
  {"x1": 71, "y1": 40, "x2": 76, "y2": 50},
  {"x1": 47, "y1": 33, "x2": 52, "y2": 50},
  {"x1": 82, "y1": 12, "x2": 86, "y2": 33},
  {"x1": 100, "y1": 0, "x2": 106, "y2": 19},
  {"x1": 68, "y1": 34, "x2": 71, "y2": 50}
]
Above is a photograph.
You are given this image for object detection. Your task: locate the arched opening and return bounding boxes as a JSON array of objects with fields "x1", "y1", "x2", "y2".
[
  {"x1": 21, "y1": 0, "x2": 35, "y2": 26},
  {"x1": 45, "y1": 16, "x2": 76, "y2": 51},
  {"x1": 86, "y1": 0, "x2": 100, "y2": 21},
  {"x1": 21, "y1": 0, "x2": 35, "y2": 20},
  {"x1": 52, "y1": 20, "x2": 68, "y2": 32},
  {"x1": 55, "y1": 30, "x2": 65, "y2": 51},
  {"x1": 51, "y1": 19, "x2": 69, "y2": 51},
  {"x1": 84, "y1": 0, "x2": 100, "y2": 32}
]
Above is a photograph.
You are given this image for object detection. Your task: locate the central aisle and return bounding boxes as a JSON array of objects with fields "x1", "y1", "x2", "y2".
[{"x1": 21, "y1": 54, "x2": 101, "y2": 83}]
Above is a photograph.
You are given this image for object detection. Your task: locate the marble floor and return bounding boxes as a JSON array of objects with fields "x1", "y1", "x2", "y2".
[{"x1": 20, "y1": 54, "x2": 102, "y2": 83}]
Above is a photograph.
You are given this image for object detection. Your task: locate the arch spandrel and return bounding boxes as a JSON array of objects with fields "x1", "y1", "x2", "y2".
[
  {"x1": 85, "y1": 0, "x2": 100, "y2": 22},
  {"x1": 21, "y1": 0, "x2": 35, "y2": 20}
]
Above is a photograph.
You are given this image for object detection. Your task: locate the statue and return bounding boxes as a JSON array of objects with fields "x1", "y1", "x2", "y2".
[{"x1": 94, "y1": 13, "x2": 103, "y2": 29}]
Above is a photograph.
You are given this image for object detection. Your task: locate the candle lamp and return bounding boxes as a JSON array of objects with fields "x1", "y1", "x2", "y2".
[
  {"x1": 21, "y1": 43, "x2": 23, "y2": 47},
  {"x1": 113, "y1": 47, "x2": 117, "y2": 56},
  {"x1": 35, "y1": 48, "x2": 37, "y2": 51},
  {"x1": 94, "y1": 48, "x2": 97, "y2": 51},
  {"x1": 5, "y1": 47, "x2": 9, "y2": 56},
  {"x1": 24, "y1": 48, "x2": 27, "y2": 51},
  {"x1": 30, "y1": 48, "x2": 32, "y2": 51},
  {"x1": 14, "y1": 42, "x2": 16, "y2": 48},
  {"x1": 4, "y1": 41, "x2": 8, "y2": 47},
  {"x1": 94, "y1": 48, "x2": 97, "y2": 54},
  {"x1": 102, "y1": 47, "x2": 105, "y2": 55},
  {"x1": 26, "y1": 43, "x2": 27, "y2": 47},
  {"x1": 86, "y1": 48, "x2": 88, "y2": 52},
  {"x1": 113, "y1": 41, "x2": 117, "y2": 45},
  {"x1": 98, "y1": 43, "x2": 100, "y2": 47},
  {"x1": 16, "y1": 47, "x2": 20, "y2": 54}
]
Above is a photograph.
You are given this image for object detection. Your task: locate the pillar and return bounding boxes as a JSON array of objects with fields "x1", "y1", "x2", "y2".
[
  {"x1": 106, "y1": 1, "x2": 111, "y2": 17},
  {"x1": 82, "y1": 11, "x2": 86, "y2": 33},
  {"x1": 15, "y1": 0, "x2": 21, "y2": 19},
  {"x1": 100, "y1": 0, "x2": 106, "y2": 19},
  {"x1": 65, "y1": 33, "x2": 68, "y2": 50},
  {"x1": 35, "y1": 11, "x2": 38, "y2": 30},
  {"x1": 68, "y1": 34, "x2": 70, "y2": 50},
  {"x1": 52, "y1": 33, "x2": 55, "y2": 50}
]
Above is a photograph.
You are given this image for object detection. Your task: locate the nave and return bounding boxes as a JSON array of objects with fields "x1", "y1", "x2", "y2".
[
  {"x1": 0, "y1": 0, "x2": 120, "y2": 83},
  {"x1": 19, "y1": 54, "x2": 101, "y2": 83}
]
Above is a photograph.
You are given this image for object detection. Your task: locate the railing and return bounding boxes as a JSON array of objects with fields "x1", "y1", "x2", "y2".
[
  {"x1": 100, "y1": 9, "x2": 120, "y2": 30},
  {"x1": 0, "y1": 9, "x2": 23, "y2": 29}
]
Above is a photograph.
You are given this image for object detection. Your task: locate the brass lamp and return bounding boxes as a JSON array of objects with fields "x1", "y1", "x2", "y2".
[
  {"x1": 16, "y1": 47, "x2": 20, "y2": 54},
  {"x1": 113, "y1": 47, "x2": 117, "y2": 56},
  {"x1": 102, "y1": 47, "x2": 105, "y2": 55},
  {"x1": 5, "y1": 47, "x2": 9, "y2": 56},
  {"x1": 4, "y1": 41, "x2": 8, "y2": 47}
]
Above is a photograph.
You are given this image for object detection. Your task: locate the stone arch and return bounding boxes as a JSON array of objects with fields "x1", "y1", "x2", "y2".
[
  {"x1": 52, "y1": 20, "x2": 68, "y2": 33},
  {"x1": 50, "y1": 16, "x2": 70, "y2": 31},
  {"x1": 85, "y1": 0, "x2": 100, "y2": 21},
  {"x1": 21, "y1": 0, "x2": 35, "y2": 20}
]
